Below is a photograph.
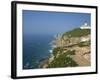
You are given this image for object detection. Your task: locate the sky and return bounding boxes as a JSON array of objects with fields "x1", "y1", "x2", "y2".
[{"x1": 23, "y1": 10, "x2": 91, "y2": 35}]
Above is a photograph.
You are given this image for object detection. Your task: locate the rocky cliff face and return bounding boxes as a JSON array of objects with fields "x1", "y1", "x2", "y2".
[{"x1": 41, "y1": 28, "x2": 91, "y2": 68}]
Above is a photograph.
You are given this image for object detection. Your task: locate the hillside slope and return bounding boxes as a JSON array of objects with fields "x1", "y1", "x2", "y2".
[{"x1": 40, "y1": 28, "x2": 91, "y2": 68}]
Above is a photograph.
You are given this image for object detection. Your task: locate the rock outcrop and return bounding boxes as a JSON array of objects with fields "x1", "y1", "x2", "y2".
[{"x1": 40, "y1": 28, "x2": 91, "y2": 68}]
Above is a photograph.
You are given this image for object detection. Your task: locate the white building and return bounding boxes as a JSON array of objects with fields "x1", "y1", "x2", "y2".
[{"x1": 80, "y1": 22, "x2": 91, "y2": 29}]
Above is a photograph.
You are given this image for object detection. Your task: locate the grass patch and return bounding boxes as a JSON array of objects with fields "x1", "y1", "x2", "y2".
[
  {"x1": 47, "y1": 50, "x2": 78, "y2": 68},
  {"x1": 78, "y1": 41, "x2": 90, "y2": 47},
  {"x1": 53, "y1": 47, "x2": 63, "y2": 56},
  {"x1": 65, "y1": 50, "x2": 75, "y2": 55},
  {"x1": 63, "y1": 28, "x2": 90, "y2": 37}
]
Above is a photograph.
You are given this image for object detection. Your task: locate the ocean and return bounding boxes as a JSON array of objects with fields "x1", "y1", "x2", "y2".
[{"x1": 23, "y1": 34, "x2": 54, "y2": 69}]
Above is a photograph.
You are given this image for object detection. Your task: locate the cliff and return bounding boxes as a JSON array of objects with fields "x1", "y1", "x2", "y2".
[{"x1": 40, "y1": 28, "x2": 91, "y2": 68}]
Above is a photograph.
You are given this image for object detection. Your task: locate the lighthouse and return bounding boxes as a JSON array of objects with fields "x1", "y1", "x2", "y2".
[{"x1": 80, "y1": 22, "x2": 91, "y2": 29}]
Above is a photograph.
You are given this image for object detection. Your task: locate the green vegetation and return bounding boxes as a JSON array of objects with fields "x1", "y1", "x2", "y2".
[
  {"x1": 53, "y1": 47, "x2": 63, "y2": 56},
  {"x1": 65, "y1": 44, "x2": 77, "y2": 48},
  {"x1": 45, "y1": 28, "x2": 91, "y2": 68},
  {"x1": 65, "y1": 50, "x2": 75, "y2": 55},
  {"x1": 64, "y1": 41, "x2": 90, "y2": 48},
  {"x1": 47, "y1": 49, "x2": 77, "y2": 68},
  {"x1": 47, "y1": 52, "x2": 78, "y2": 68},
  {"x1": 78, "y1": 41, "x2": 90, "y2": 47},
  {"x1": 63, "y1": 28, "x2": 90, "y2": 37}
]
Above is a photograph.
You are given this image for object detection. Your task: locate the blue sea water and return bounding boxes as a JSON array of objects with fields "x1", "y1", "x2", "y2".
[{"x1": 23, "y1": 34, "x2": 54, "y2": 69}]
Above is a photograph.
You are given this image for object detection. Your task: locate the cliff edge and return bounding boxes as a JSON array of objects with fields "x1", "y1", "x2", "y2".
[{"x1": 40, "y1": 28, "x2": 91, "y2": 68}]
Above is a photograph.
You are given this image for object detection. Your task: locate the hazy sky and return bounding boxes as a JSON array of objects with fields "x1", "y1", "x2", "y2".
[{"x1": 23, "y1": 10, "x2": 91, "y2": 35}]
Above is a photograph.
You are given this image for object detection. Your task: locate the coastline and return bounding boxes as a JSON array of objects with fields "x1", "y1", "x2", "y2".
[
  {"x1": 39, "y1": 35, "x2": 58, "y2": 68},
  {"x1": 39, "y1": 28, "x2": 91, "y2": 68}
]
